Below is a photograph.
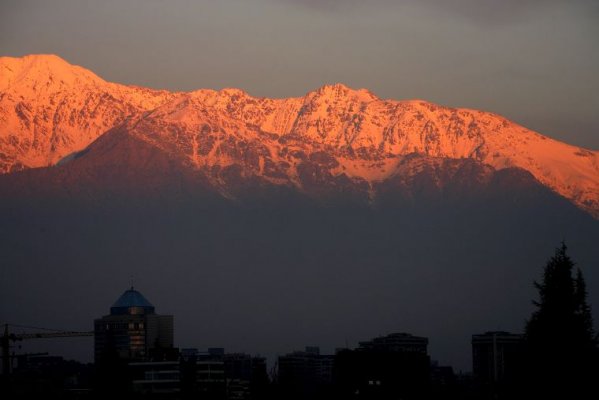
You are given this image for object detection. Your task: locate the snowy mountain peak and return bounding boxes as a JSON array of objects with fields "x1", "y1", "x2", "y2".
[
  {"x1": 0, "y1": 54, "x2": 104, "y2": 92},
  {"x1": 0, "y1": 55, "x2": 177, "y2": 173},
  {"x1": 0, "y1": 54, "x2": 598, "y2": 218}
]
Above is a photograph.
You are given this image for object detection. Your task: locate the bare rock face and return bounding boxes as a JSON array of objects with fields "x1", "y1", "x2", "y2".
[{"x1": 1, "y1": 55, "x2": 598, "y2": 217}]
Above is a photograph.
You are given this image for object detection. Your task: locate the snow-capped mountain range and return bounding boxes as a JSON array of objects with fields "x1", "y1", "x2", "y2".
[{"x1": 1, "y1": 54, "x2": 597, "y2": 217}]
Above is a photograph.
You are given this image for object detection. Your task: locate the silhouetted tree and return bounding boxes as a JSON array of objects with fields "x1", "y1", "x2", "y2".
[
  {"x1": 574, "y1": 269, "x2": 595, "y2": 343},
  {"x1": 523, "y1": 242, "x2": 598, "y2": 398}
]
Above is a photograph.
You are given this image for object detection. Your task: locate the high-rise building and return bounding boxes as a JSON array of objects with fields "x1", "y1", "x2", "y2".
[
  {"x1": 94, "y1": 287, "x2": 174, "y2": 363},
  {"x1": 472, "y1": 331, "x2": 523, "y2": 386},
  {"x1": 334, "y1": 333, "x2": 431, "y2": 399},
  {"x1": 278, "y1": 346, "x2": 335, "y2": 399},
  {"x1": 180, "y1": 347, "x2": 268, "y2": 399}
]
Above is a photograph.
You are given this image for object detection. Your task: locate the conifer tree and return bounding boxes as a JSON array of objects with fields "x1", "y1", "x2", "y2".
[
  {"x1": 523, "y1": 242, "x2": 598, "y2": 397},
  {"x1": 574, "y1": 269, "x2": 596, "y2": 345}
]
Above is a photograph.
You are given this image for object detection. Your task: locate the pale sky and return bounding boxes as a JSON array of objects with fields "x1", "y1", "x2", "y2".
[{"x1": 1, "y1": 0, "x2": 598, "y2": 149}]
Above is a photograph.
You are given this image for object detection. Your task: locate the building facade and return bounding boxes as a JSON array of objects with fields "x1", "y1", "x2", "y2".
[
  {"x1": 129, "y1": 360, "x2": 180, "y2": 394},
  {"x1": 472, "y1": 331, "x2": 523, "y2": 387},
  {"x1": 180, "y1": 347, "x2": 268, "y2": 399},
  {"x1": 334, "y1": 333, "x2": 431, "y2": 399},
  {"x1": 358, "y1": 332, "x2": 429, "y2": 354},
  {"x1": 278, "y1": 346, "x2": 335, "y2": 399},
  {"x1": 94, "y1": 287, "x2": 174, "y2": 363}
]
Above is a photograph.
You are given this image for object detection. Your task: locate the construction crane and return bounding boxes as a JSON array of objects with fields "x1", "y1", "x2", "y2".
[{"x1": 2, "y1": 323, "x2": 93, "y2": 375}]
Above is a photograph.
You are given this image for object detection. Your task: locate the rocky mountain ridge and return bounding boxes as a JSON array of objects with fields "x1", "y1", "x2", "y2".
[{"x1": 1, "y1": 54, "x2": 597, "y2": 217}]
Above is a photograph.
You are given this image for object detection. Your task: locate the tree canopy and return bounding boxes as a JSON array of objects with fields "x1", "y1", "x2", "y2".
[{"x1": 524, "y1": 242, "x2": 598, "y2": 397}]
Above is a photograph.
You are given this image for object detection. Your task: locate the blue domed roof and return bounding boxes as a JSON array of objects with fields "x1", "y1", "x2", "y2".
[{"x1": 110, "y1": 287, "x2": 155, "y2": 315}]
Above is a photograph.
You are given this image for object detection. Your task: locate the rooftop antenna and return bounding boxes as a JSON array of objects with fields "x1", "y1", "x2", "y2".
[{"x1": 129, "y1": 274, "x2": 135, "y2": 290}]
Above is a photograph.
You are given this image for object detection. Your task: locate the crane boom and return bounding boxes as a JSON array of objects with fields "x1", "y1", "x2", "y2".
[
  {"x1": 2, "y1": 324, "x2": 93, "y2": 376},
  {"x1": 9, "y1": 331, "x2": 93, "y2": 340}
]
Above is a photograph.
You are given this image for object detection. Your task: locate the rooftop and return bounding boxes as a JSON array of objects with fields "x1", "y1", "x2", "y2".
[{"x1": 110, "y1": 287, "x2": 155, "y2": 315}]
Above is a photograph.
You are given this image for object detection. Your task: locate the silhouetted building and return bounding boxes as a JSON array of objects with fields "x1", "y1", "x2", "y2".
[
  {"x1": 94, "y1": 287, "x2": 174, "y2": 363},
  {"x1": 472, "y1": 331, "x2": 523, "y2": 384},
  {"x1": 8, "y1": 355, "x2": 93, "y2": 396},
  {"x1": 334, "y1": 333, "x2": 431, "y2": 400},
  {"x1": 224, "y1": 352, "x2": 269, "y2": 399},
  {"x1": 430, "y1": 361, "x2": 458, "y2": 399},
  {"x1": 472, "y1": 331, "x2": 523, "y2": 398},
  {"x1": 277, "y1": 346, "x2": 335, "y2": 399},
  {"x1": 181, "y1": 347, "x2": 267, "y2": 400},
  {"x1": 358, "y1": 332, "x2": 429, "y2": 354},
  {"x1": 129, "y1": 360, "x2": 180, "y2": 394}
]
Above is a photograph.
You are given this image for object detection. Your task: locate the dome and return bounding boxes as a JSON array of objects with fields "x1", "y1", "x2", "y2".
[{"x1": 110, "y1": 287, "x2": 155, "y2": 315}]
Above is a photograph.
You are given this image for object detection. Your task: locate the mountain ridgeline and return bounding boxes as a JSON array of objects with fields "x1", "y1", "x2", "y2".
[
  {"x1": 1, "y1": 54, "x2": 598, "y2": 217},
  {"x1": 0, "y1": 54, "x2": 598, "y2": 370}
]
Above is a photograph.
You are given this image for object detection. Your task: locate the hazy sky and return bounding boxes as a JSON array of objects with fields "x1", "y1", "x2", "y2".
[{"x1": 1, "y1": 0, "x2": 598, "y2": 149}]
